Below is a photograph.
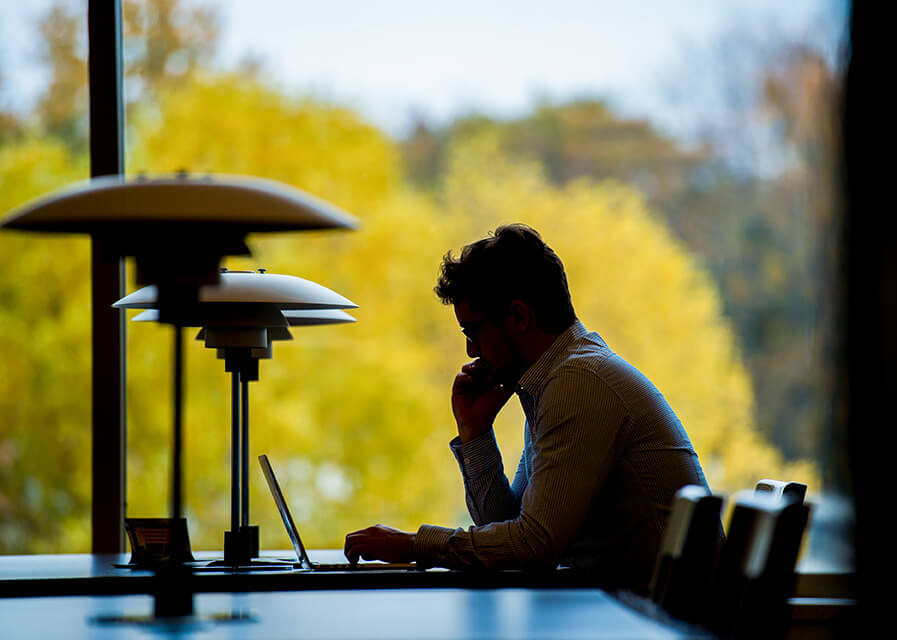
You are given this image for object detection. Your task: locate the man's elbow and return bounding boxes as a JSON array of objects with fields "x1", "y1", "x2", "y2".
[{"x1": 510, "y1": 517, "x2": 565, "y2": 571}]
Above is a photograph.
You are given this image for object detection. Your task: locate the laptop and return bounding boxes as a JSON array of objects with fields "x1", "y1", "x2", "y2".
[{"x1": 258, "y1": 454, "x2": 418, "y2": 571}]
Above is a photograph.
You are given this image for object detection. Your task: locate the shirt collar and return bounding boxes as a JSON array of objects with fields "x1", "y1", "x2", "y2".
[{"x1": 516, "y1": 320, "x2": 587, "y2": 397}]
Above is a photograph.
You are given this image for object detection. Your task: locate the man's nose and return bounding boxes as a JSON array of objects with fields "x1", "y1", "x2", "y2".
[{"x1": 466, "y1": 339, "x2": 480, "y2": 358}]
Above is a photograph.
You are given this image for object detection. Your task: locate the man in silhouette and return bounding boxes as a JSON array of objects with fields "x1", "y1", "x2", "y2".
[{"x1": 345, "y1": 223, "x2": 712, "y2": 592}]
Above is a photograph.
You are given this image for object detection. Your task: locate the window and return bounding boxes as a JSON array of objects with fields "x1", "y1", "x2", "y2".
[{"x1": 0, "y1": 1, "x2": 850, "y2": 573}]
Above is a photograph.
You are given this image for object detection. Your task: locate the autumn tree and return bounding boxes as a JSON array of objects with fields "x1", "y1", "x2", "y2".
[
  {"x1": 123, "y1": 78, "x2": 814, "y2": 551},
  {"x1": 434, "y1": 131, "x2": 817, "y2": 492},
  {"x1": 0, "y1": 139, "x2": 90, "y2": 552},
  {"x1": 33, "y1": 3, "x2": 88, "y2": 149},
  {"x1": 400, "y1": 31, "x2": 845, "y2": 471},
  {"x1": 28, "y1": 0, "x2": 220, "y2": 150},
  {"x1": 122, "y1": 0, "x2": 219, "y2": 92},
  {"x1": 1, "y1": 2, "x2": 838, "y2": 553},
  {"x1": 666, "y1": 32, "x2": 845, "y2": 468},
  {"x1": 1, "y1": 69, "x2": 818, "y2": 552},
  {"x1": 0, "y1": 65, "x2": 25, "y2": 143}
]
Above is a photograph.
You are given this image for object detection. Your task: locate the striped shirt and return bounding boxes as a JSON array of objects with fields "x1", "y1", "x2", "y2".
[{"x1": 414, "y1": 320, "x2": 711, "y2": 592}]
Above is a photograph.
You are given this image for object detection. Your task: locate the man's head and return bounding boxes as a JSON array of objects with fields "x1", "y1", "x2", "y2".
[{"x1": 434, "y1": 224, "x2": 576, "y2": 381}]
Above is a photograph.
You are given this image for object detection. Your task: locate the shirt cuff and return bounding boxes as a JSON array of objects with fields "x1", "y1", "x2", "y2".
[
  {"x1": 450, "y1": 430, "x2": 502, "y2": 478},
  {"x1": 414, "y1": 524, "x2": 455, "y2": 568}
]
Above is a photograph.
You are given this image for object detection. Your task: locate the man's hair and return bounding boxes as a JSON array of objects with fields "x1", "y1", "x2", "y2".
[{"x1": 434, "y1": 223, "x2": 576, "y2": 333}]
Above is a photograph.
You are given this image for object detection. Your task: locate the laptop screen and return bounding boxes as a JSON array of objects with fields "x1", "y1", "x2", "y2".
[{"x1": 258, "y1": 454, "x2": 313, "y2": 570}]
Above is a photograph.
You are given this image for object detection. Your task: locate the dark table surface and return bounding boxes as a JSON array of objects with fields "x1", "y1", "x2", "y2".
[
  {"x1": 0, "y1": 588, "x2": 702, "y2": 639},
  {"x1": 0, "y1": 550, "x2": 618, "y2": 597},
  {"x1": 0, "y1": 551, "x2": 709, "y2": 638}
]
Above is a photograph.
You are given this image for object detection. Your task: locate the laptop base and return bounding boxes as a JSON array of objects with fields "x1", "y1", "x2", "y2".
[{"x1": 204, "y1": 558, "x2": 294, "y2": 571}]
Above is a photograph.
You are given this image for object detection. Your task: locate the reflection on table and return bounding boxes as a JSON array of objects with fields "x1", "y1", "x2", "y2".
[{"x1": 0, "y1": 588, "x2": 698, "y2": 639}]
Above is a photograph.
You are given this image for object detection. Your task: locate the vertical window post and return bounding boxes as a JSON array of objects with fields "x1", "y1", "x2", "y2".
[{"x1": 87, "y1": 0, "x2": 126, "y2": 554}]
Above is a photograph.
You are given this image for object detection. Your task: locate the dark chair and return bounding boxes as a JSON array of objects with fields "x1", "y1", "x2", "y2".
[
  {"x1": 708, "y1": 490, "x2": 811, "y2": 639},
  {"x1": 648, "y1": 484, "x2": 725, "y2": 626},
  {"x1": 755, "y1": 478, "x2": 808, "y2": 504}
]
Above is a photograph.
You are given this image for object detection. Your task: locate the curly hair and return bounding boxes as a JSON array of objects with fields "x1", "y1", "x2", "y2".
[{"x1": 434, "y1": 223, "x2": 576, "y2": 333}]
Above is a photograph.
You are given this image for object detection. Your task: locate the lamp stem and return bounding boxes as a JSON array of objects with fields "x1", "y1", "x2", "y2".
[
  {"x1": 172, "y1": 324, "x2": 184, "y2": 527},
  {"x1": 231, "y1": 370, "x2": 240, "y2": 533},
  {"x1": 241, "y1": 377, "x2": 250, "y2": 529}
]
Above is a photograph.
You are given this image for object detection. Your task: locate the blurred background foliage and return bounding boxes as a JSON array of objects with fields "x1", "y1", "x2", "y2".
[{"x1": 0, "y1": 0, "x2": 838, "y2": 553}]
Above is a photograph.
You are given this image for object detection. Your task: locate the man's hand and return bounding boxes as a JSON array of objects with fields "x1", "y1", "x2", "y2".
[
  {"x1": 452, "y1": 359, "x2": 515, "y2": 442},
  {"x1": 344, "y1": 524, "x2": 416, "y2": 565}
]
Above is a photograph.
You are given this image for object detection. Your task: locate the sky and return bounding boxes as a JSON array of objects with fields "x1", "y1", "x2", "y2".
[{"x1": 0, "y1": 0, "x2": 848, "y2": 138}]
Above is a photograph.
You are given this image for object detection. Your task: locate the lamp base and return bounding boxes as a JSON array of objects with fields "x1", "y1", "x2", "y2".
[
  {"x1": 222, "y1": 529, "x2": 251, "y2": 566},
  {"x1": 221, "y1": 525, "x2": 261, "y2": 566},
  {"x1": 243, "y1": 525, "x2": 260, "y2": 558}
]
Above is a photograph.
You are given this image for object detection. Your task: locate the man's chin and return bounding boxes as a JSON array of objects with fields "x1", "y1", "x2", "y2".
[
  {"x1": 493, "y1": 367, "x2": 519, "y2": 387},
  {"x1": 472, "y1": 358, "x2": 517, "y2": 387}
]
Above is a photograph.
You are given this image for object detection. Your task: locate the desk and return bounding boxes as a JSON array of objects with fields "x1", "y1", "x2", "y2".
[
  {"x1": 0, "y1": 589, "x2": 700, "y2": 639},
  {"x1": 0, "y1": 550, "x2": 609, "y2": 597},
  {"x1": 0, "y1": 552, "x2": 707, "y2": 638}
]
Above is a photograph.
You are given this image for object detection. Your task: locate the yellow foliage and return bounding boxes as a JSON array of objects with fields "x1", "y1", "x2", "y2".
[
  {"x1": 129, "y1": 73, "x2": 402, "y2": 217},
  {"x1": 0, "y1": 138, "x2": 91, "y2": 553},
  {"x1": 437, "y1": 131, "x2": 819, "y2": 494},
  {"x1": 0, "y1": 76, "x2": 818, "y2": 555}
]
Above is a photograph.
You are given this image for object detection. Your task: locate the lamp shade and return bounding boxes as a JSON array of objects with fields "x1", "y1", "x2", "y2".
[
  {"x1": 284, "y1": 309, "x2": 357, "y2": 326},
  {"x1": 113, "y1": 270, "x2": 357, "y2": 311},
  {"x1": 133, "y1": 308, "x2": 356, "y2": 327},
  {"x1": 1, "y1": 174, "x2": 359, "y2": 293},
  {"x1": 0, "y1": 173, "x2": 358, "y2": 233},
  {"x1": 132, "y1": 298, "x2": 357, "y2": 362},
  {"x1": 130, "y1": 304, "x2": 288, "y2": 330}
]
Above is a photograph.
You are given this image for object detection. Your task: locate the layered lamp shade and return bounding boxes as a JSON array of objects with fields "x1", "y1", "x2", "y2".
[
  {"x1": 133, "y1": 308, "x2": 357, "y2": 359},
  {"x1": 116, "y1": 269, "x2": 357, "y2": 566}
]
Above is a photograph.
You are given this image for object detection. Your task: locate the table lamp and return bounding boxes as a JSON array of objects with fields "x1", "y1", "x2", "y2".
[
  {"x1": 120, "y1": 269, "x2": 357, "y2": 567},
  {"x1": 1, "y1": 173, "x2": 357, "y2": 617}
]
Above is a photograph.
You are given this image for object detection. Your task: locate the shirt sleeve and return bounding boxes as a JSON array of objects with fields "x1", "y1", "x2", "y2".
[
  {"x1": 415, "y1": 367, "x2": 629, "y2": 570},
  {"x1": 449, "y1": 430, "x2": 526, "y2": 525}
]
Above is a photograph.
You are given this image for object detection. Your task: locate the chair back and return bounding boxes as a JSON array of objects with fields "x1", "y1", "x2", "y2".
[
  {"x1": 649, "y1": 484, "x2": 725, "y2": 625},
  {"x1": 709, "y1": 490, "x2": 811, "y2": 639},
  {"x1": 755, "y1": 478, "x2": 807, "y2": 504}
]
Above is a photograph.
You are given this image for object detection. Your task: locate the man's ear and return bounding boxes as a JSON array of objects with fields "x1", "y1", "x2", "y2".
[{"x1": 507, "y1": 300, "x2": 531, "y2": 334}]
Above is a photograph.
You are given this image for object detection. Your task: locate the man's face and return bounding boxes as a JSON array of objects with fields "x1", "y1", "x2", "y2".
[{"x1": 453, "y1": 298, "x2": 520, "y2": 384}]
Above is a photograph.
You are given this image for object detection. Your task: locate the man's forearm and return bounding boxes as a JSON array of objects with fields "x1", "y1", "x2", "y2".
[
  {"x1": 414, "y1": 522, "x2": 520, "y2": 569},
  {"x1": 452, "y1": 430, "x2": 522, "y2": 524},
  {"x1": 414, "y1": 515, "x2": 558, "y2": 571}
]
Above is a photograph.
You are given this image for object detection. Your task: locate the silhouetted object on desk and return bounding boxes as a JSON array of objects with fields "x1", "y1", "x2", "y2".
[
  {"x1": 708, "y1": 489, "x2": 811, "y2": 639},
  {"x1": 120, "y1": 268, "x2": 357, "y2": 568},
  {"x1": 259, "y1": 454, "x2": 417, "y2": 572},
  {"x1": 123, "y1": 518, "x2": 195, "y2": 567},
  {"x1": 1, "y1": 172, "x2": 357, "y2": 619},
  {"x1": 648, "y1": 484, "x2": 725, "y2": 626}
]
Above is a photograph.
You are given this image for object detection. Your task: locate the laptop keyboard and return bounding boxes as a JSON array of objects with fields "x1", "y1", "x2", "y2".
[{"x1": 312, "y1": 562, "x2": 417, "y2": 571}]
